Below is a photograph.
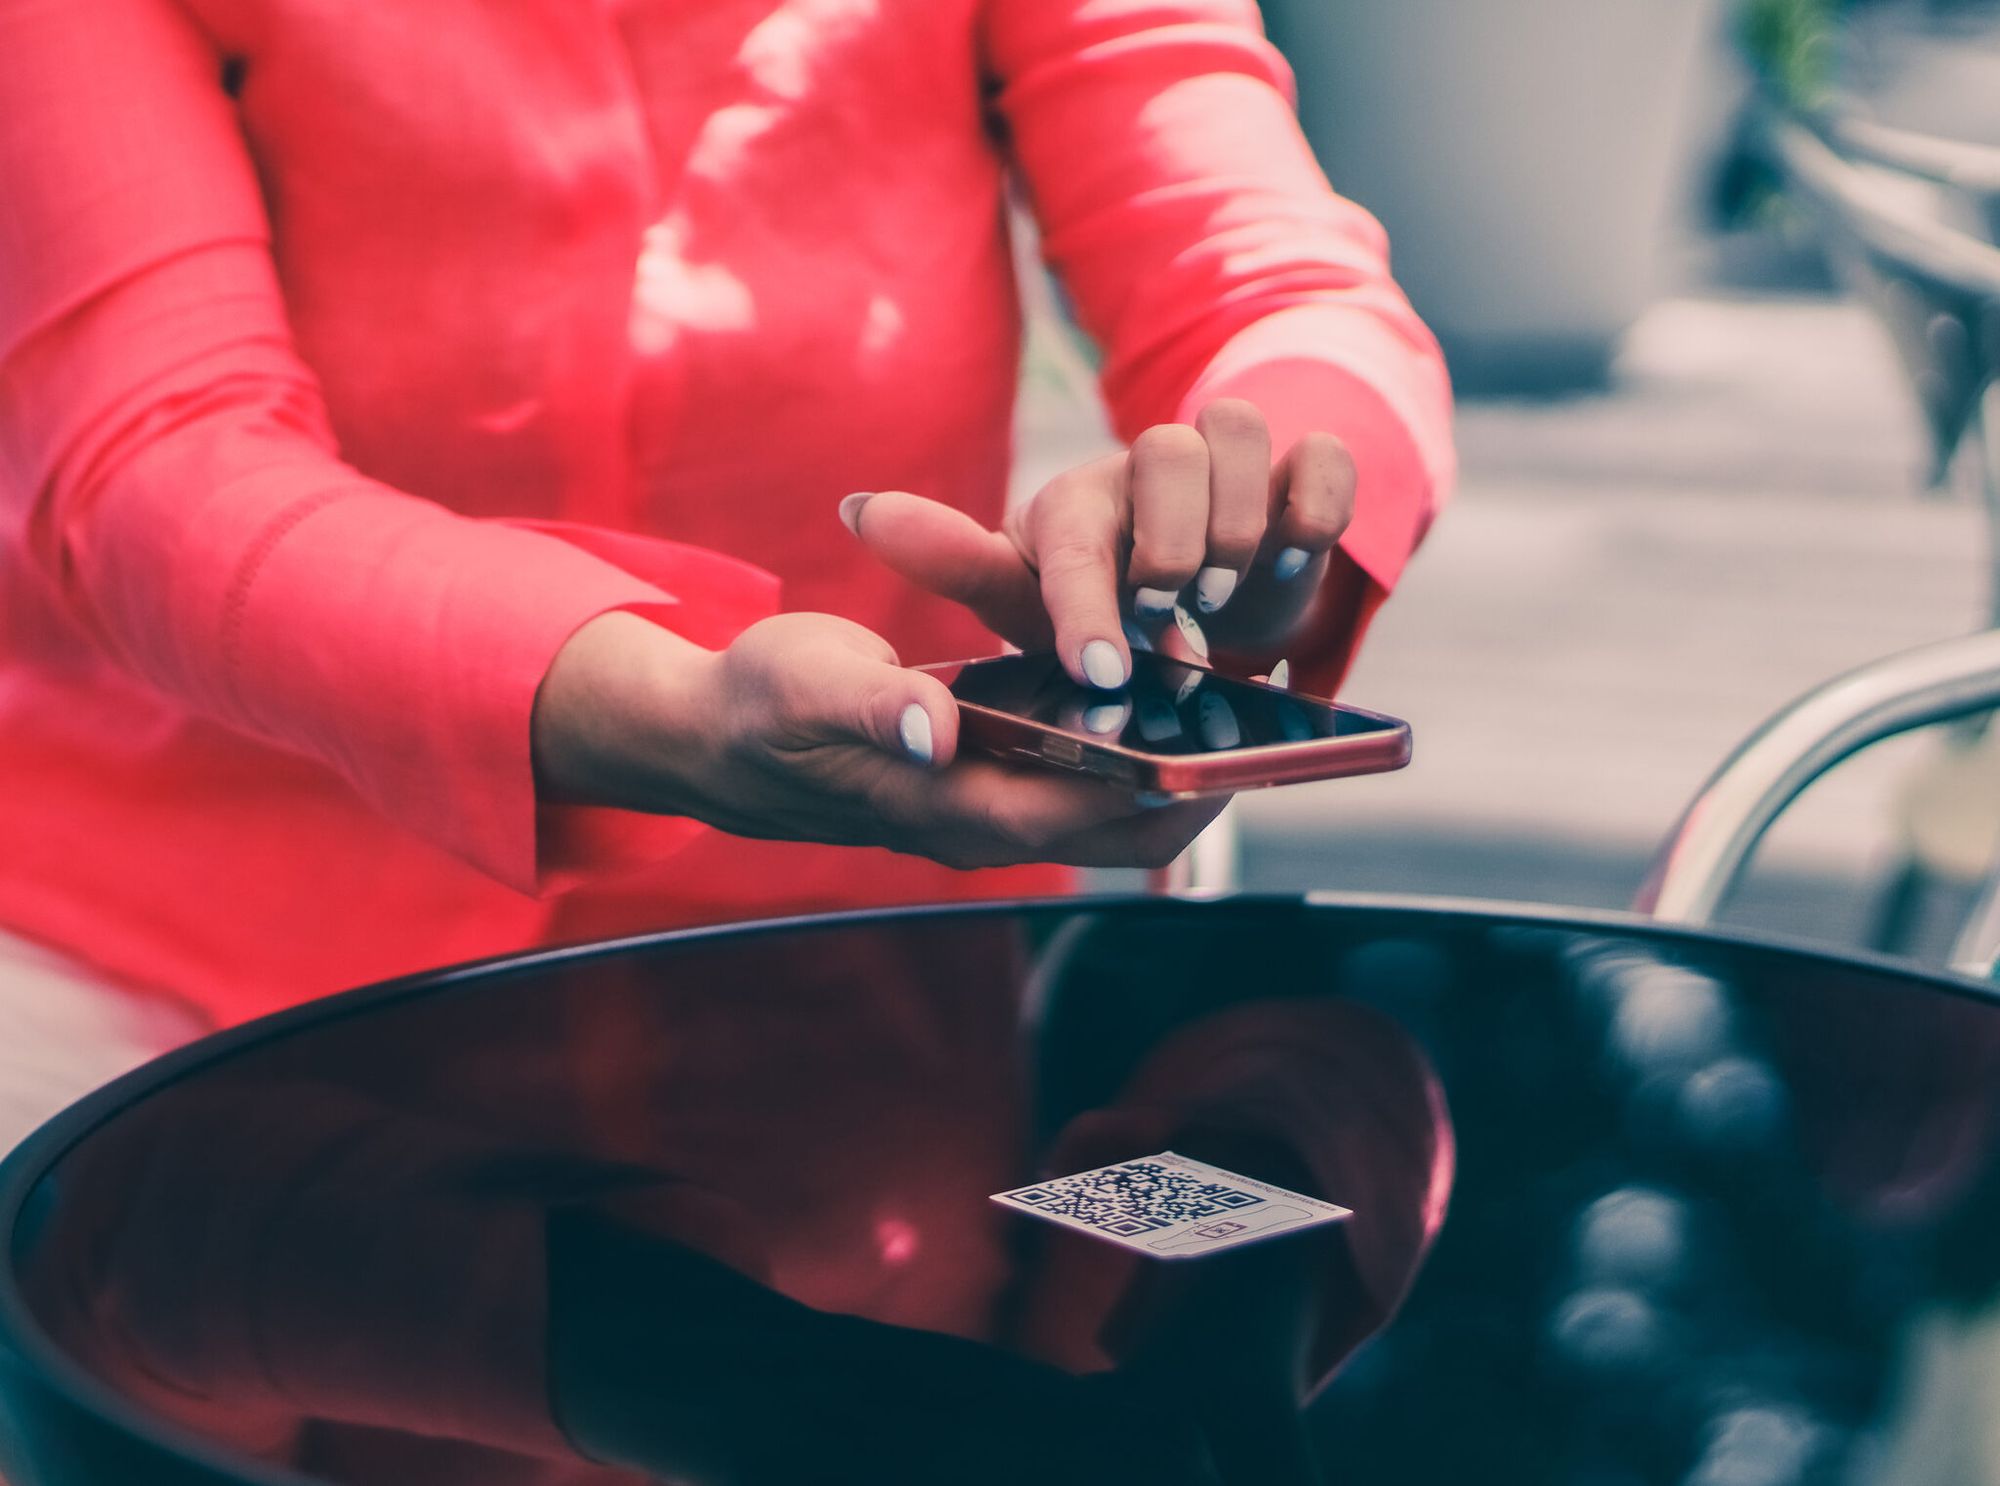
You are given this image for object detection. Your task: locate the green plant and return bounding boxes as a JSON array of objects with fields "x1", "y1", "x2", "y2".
[{"x1": 1738, "y1": 0, "x2": 1847, "y2": 107}]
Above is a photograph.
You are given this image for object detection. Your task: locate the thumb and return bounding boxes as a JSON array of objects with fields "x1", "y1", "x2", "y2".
[
  {"x1": 840, "y1": 490, "x2": 1052, "y2": 648},
  {"x1": 796, "y1": 622, "x2": 962, "y2": 770}
]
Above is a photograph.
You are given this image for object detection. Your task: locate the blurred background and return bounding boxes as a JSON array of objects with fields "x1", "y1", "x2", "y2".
[{"x1": 1027, "y1": 0, "x2": 2000, "y2": 961}]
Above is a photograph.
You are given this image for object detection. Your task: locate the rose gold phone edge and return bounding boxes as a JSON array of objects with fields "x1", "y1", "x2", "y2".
[{"x1": 929, "y1": 657, "x2": 1413, "y2": 797}]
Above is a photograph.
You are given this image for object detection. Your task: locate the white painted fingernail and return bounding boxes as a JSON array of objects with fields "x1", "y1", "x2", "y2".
[
  {"x1": 1080, "y1": 640, "x2": 1127, "y2": 690},
  {"x1": 1274, "y1": 546, "x2": 1312, "y2": 581},
  {"x1": 838, "y1": 492, "x2": 873, "y2": 536},
  {"x1": 898, "y1": 703, "x2": 933, "y2": 765},
  {"x1": 1121, "y1": 619, "x2": 1154, "y2": 653},
  {"x1": 1082, "y1": 701, "x2": 1129, "y2": 735},
  {"x1": 1134, "y1": 586, "x2": 1178, "y2": 618},
  {"x1": 1194, "y1": 566, "x2": 1238, "y2": 613},
  {"x1": 1269, "y1": 658, "x2": 1291, "y2": 690},
  {"x1": 1172, "y1": 605, "x2": 1210, "y2": 661}
]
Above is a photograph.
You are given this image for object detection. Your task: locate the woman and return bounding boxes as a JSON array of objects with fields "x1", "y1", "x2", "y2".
[{"x1": 0, "y1": 0, "x2": 1454, "y2": 1143}]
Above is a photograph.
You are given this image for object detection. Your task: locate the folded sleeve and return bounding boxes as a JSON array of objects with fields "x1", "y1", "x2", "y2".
[
  {"x1": 0, "y1": 0, "x2": 775, "y2": 893},
  {"x1": 981, "y1": 0, "x2": 1456, "y2": 689}
]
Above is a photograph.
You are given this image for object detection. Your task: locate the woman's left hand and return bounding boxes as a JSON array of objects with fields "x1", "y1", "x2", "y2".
[{"x1": 841, "y1": 400, "x2": 1355, "y2": 689}]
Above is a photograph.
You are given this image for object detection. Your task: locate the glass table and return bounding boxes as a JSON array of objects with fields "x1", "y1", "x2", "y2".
[{"x1": 4, "y1": 896, "x2": 1998, "y2": 1486}]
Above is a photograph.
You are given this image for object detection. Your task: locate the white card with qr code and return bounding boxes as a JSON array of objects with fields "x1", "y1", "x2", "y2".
[{"x1": 991, "y1": 1151, "x2": 1350, "y2": 1260}]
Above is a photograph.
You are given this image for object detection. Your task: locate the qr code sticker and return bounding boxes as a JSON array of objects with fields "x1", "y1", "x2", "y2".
[
  {"x1": 993, "y1": 1151, "x2": 1349, "y2": 1260},
  {"x1": 1008, "y1": 1161, "x2": 1266, "y2": 1235}
]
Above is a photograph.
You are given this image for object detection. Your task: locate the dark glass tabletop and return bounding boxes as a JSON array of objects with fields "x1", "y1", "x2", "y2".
[{"x1": 5, "y1": 895, "x2": 2000, "y2": 1486}]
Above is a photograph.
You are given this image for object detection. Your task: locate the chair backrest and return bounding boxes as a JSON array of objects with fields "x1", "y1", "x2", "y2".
[
  {"x1": 1764, "y1": 111, "x2": 2000, "y2": 487},
  {"x1": 1822, "y1": 112, "x2": 2000, "y2": 246}
]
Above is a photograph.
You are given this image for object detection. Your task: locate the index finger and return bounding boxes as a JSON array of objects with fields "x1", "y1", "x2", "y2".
[{"x1": 1022, "y1": 458, "x2": 1131, "y2": 691}]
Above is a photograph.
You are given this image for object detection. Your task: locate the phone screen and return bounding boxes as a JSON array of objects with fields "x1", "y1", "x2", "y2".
[{"x1": 936, "y1": 651, "x2": 1397, "y2": 756}]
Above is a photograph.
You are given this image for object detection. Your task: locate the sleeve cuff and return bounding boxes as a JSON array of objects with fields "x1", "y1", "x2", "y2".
[
  {"x1": 1172, "y1": 302, "x2": 1455, "y2": 595},
  {"x1": 226, "y1": 491, "x2": 780, "y2": 894}
]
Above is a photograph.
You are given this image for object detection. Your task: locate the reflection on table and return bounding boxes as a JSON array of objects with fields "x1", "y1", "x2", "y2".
[{"x1": 5, "y1": 900, "x2": 2000, "y2": 1486}]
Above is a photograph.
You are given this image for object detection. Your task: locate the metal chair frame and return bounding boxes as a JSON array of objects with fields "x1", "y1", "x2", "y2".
[
  {"x1": 1770, "y1": 115, "x2": 2000, "y2": 556},
  {"x1": 1820, "y1": 111, "x2": 2000, "y2": 246},
  {"x1": 1635, "y1": 630, "x2": 2000, "y2": 968}
]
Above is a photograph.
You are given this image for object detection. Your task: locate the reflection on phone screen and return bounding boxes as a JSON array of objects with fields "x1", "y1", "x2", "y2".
[
  {"x1": 1197, "y1": 692, "x2": 1241, "y2": 751},
  {"x1": 944, "y1": 652, "x2": 1391, "y2": 756}
]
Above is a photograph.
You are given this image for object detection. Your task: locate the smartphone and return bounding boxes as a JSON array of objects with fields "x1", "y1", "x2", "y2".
[{"x1": 922, "y1": 650, "x2": 1410, "y2": 797}]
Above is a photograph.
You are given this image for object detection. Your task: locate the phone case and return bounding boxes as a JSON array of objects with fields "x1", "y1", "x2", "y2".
[{"x1": 939, "y1": 658, "x2": 1412, "y2": 796}]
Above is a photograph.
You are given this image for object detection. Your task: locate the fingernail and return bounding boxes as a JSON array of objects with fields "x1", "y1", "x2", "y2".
[
  {"x1": 1080, "y1": 639, "x2": 1127, "y2": 690},
  {"x1": 838, "y1": 492, "x2": 873, "y2": 537},
  {"x1": 1194, "y1": 566, "x2": 1237, "y2": 613},
  {"x1": 1135, "y1": 790, "x2": 1175, "y2": 809},
  {"x1": 1172, "y1": 605, "x2": 1210, "y2": 661},
  {"x1": 1082, "y1": 701, "x2": 1129, "y2": 735},
  {"x1": 1134, "y1": 586, "x2": 1178, "y2": 618},
  {"x1": 898, "y1": 703, "x2": 933, "y2": 765},
  {"x1": 1274, "y1": 546, "x2": 1312, "y2": 582},
  {"x1": 1121, "y1": 619, "x2": 1154, "y2": 653},
  {"x1": 1269, "y1": 658, "x2": 1291, "y2": 690}
]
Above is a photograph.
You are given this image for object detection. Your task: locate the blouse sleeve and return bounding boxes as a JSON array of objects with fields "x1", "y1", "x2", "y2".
[
  {"x1": 0, "y1": 0, "x2": 776, "y2": 893},
  {"x1": 980, "y1": 0, "x2": 1455, "y2": 689}
]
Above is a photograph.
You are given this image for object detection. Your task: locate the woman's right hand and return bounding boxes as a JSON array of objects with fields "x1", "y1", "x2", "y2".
[{"x1": 532, "y1": 609, "x2": 1223, "y2": 869}]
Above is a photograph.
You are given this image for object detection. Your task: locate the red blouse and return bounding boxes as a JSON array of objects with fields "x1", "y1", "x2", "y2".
[{"x1": 0, "y1": 0, "x2": 1453, "y2": 1025}]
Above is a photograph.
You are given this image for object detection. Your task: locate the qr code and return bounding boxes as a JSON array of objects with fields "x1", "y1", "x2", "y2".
[{"x1": 1002, "y1": 1159, "x2": 1266, "y2": 1238}]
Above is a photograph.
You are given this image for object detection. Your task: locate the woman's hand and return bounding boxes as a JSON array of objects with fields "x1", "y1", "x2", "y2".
[
  {"x1": 532, "y1": 610, "x2": 1223, "y2": 869},
  {"x1": 842, "y1": 400, "x2": 1356, "y2": 688}
]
